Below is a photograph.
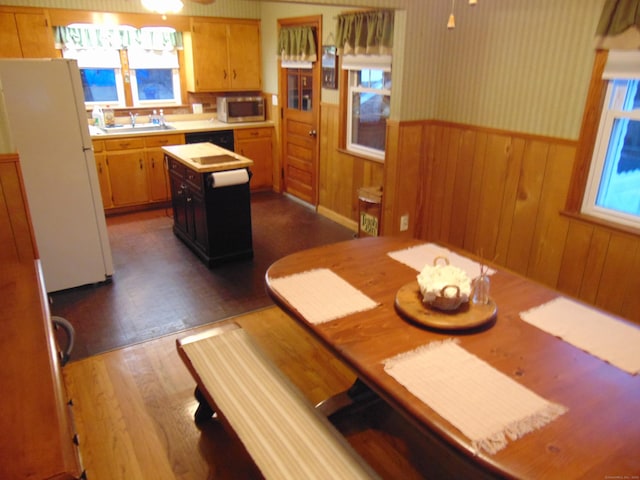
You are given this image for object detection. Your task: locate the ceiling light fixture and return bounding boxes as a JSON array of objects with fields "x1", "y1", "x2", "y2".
[
  {"x1": 447, "y1": 0, "x2": 478, "y2": 29},
  {"x1": 141, "y1": 0, "x2": 184, "y2": 16}
]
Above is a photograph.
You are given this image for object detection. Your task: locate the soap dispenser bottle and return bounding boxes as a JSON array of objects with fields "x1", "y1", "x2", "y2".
[{"x1": 91, "y1": 106, "x2": 104, "y2": 127}]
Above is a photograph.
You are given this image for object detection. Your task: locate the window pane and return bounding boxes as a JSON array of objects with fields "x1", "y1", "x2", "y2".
[
  {"x1": 596, "y1": 117, "x2": 640, "y2": 217},
  {"x1": 351, "y1": 92, "x2": 390, "y2": 151},
  {"x1": 134, "y1": 69, "x2": 174, "y2": 101},
  {"x1": 80, "y1": 69, "x2": 118, "y2": 103}
]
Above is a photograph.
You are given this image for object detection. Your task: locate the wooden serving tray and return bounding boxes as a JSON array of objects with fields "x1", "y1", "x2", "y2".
[{"x1": 395, "y1": 281, "x2": 497, "y2": 331}]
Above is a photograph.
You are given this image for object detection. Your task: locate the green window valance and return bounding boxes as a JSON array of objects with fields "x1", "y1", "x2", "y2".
[
  {"x1": 278, "y1": 26, "x2": 317, "y2": 62},
  {"x1": 54, "y1": 25, "x2": 183, "y2": 51},
  {"x1": 596, "y1": 0, "x2": 640, "y2": 49},
  {"x1": 336, "y1": 9, "x2": 394, "y2": 56}
]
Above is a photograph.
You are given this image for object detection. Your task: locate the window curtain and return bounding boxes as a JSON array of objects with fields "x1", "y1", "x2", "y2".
[
  {"x1": 595, "y1": 0, "x2": 640, "y2": 50},
  {"x1": 54, "y1": 26, "x2": 183, "y2": 51},
  {"x1": 278, "y1": 26, "x2": 317, "y2": 62},
  {"x1": 336, "y1": 10, "x2": 394, "y2": 56}
]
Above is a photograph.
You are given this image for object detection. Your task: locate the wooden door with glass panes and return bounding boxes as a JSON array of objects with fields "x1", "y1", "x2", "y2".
[{"x1": 279, "y1": 16, "x2": 321, "y2": 206}]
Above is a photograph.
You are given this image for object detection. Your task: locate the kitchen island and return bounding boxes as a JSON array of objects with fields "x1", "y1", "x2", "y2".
[{"x1": 162, "y1": 142, "x2": 254, "y2": 267}]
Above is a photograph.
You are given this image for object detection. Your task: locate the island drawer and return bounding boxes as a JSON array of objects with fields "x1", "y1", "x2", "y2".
[{"x1": 168, "y1": 157, "x2": 186, "y2": 178}]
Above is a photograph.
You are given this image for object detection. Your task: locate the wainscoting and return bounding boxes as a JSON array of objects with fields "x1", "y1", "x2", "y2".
[{"x1": 316, "y1": 106, "x2": 640, "y2": 324}]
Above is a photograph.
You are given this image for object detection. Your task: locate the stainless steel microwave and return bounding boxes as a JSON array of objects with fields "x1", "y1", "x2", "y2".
[{"x1": 217, "y1": 96, "x2": 265, "y2": 123}]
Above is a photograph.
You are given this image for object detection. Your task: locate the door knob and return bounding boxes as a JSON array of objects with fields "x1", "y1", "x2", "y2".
[{"x1": 308, "y1": 130, "x2": 317, "y2": 137}]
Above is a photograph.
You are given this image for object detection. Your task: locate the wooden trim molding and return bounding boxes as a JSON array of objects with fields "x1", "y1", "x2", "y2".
[{"x1": 565, "y1": 49, "x2": 608, "y2": 212}]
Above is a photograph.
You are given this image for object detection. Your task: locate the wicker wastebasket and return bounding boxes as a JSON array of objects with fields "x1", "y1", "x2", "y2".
[{"x1": 357, "y1": 186, "x2": 383, "y2": 237}]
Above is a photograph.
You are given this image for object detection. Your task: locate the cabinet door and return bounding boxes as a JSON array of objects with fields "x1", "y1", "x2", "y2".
[
  {"x1": 189, "y1": 20, "x2": 229, "y2": 91},
  {"x1": 189, "y1": 190, "x2": 208, "y2": 251},
  {"x1": 94, "y1": 152, "x2": 113, "y2": 209},
  {"x1": 15, "y1": 13, "x2": 56, "y2": 58},
  {"x1": 146, "y1": 149, "x2": 169, "y2": 202},
  {"x1": 169, "y1": 172, "x2": 188, "y2": 234},
  {"x1": 0, "y1": 13, "x2": 22, "y2": 58},
  {"x1": 228, "y1": 23, "x2": 262, "y2": 90},
  {"x1": 107, "y1": 151, "x2": 149, "y2": 206},
  {"x1": 236, "y1": 129, "x2": 273, "y2": 190}
]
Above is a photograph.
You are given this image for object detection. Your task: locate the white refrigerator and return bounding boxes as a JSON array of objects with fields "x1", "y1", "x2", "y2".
[{"x1": 0, "y1": 58, "x2": 114, "y2": 292}]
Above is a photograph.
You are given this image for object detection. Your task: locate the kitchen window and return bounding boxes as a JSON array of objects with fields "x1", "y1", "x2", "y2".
[
  {"x1": 343, "y1": 55, "x2": 392, "y2": 161},
  {"x1": 62, "y1": 47, "x2": 126, "y2": 107},
  {"x1": 56, "y1": 25, "x2": 182, "y2": 108},
  {"x1": 581, "y1": 52, "x2": 640, "y2": 230},
  {"x1": 127, "y1": 47, "x2": 181, "y2": 106}
]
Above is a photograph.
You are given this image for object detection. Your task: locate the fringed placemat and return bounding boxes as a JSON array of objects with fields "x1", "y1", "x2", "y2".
[
  {"x1": 387, "y1": 243, "x2": 495, "y2": 278},
  {"x1": 384, "y1": 339, "x2": 567, "y2": 455},
  {"x1": 520, "y1": 297, "x2": 640, "y2": 375},
  {"x1": 269, "y1": 268, "x2": 379, "y2": 325}
]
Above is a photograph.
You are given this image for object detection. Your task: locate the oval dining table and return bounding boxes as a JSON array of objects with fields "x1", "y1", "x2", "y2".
[{"x1": 265, "y1": 236, "x2": 640, "y2": 479}]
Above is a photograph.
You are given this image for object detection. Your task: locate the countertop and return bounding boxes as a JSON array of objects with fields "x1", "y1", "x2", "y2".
[
  {"x1": 162, "y1": 142, "x2": 254, "y2": 173},
  {"x1": 89, "y1": 115, "x2": 274, "y2": 139}
]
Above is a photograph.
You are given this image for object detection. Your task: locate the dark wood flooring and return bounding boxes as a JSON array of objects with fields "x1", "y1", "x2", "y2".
[{"x1": 50, "y1": 191, "x2": 355, "y2": 360}]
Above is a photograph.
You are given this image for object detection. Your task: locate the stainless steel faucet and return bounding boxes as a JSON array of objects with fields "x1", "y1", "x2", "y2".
[{"x1": 129, "y1": 112, "x2": 138, "y2": 127}]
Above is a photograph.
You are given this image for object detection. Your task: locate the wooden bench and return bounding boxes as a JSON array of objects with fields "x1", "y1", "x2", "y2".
[{"x1": 177, "y1": 323, "x2": 380, "y2": 480}]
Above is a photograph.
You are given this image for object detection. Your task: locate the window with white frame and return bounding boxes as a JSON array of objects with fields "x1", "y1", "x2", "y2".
[
  {"x1": 582, "y1": 51, "x2": 640, "y2": 229},
  {"x1": 62, "y1": 47, "x2": 126, "y2": 107},
  {"x1": 127, "y1": 47, "x2": 181, "y2": 106},
  {"x1": 57, "y1": 25, "x2": 182, "y2": 108},
  {"x1": 343, "y1": 55, "x2": 391, "y2": 161}
]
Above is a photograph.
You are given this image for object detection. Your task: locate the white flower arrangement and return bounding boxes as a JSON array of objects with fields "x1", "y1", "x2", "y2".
[{"x1": 417, "y1": 262, "x2": 472, "y2": 305}]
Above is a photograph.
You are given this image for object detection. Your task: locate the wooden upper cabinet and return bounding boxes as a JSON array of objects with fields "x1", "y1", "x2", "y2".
[
  {"x1": 0, "y1": 9, "x2": 56, "y2": 58},
  {"x1": 15, "y1": 12, "x2": 57, "y2": 58},
  {"x1": 184, "y1": 18, "x2": 261, "y2": 92},
  {"x1": 0, "y1": 12, "x2": 23, "y2": 57},
  {"x1": 227, "y1": 23, "x2": 262, "y2": 91}
]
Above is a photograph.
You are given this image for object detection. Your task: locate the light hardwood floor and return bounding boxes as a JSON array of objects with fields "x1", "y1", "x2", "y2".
[{"x1": 64, "y1": 307, "x2": 442, "y2": 479}]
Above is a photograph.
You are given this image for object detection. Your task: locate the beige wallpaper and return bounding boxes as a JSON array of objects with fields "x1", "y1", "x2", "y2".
[
  {"x1": 0, "y1": 0, "x2": 260, "y2": 18},
  {"x1": 3, "y1": 0, "x2": 607, "y2": 139},
  {"x1": 261, "y1": 0, "x2": 605, "y2": 139}
]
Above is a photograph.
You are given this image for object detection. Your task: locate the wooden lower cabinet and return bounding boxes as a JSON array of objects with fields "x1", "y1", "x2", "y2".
[
  {"x1": 235, "y1": 127, "x2": 273, "y2": 190},
  {"x1": 108, "y1": 149, "x2": 149, "y2": 206},
  {"x1": 93, "y1": 133, "x2": 183, "y2": 214}
]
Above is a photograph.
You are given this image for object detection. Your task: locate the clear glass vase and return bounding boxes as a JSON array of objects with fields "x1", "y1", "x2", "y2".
[{"x1": 472, "y1": 274, "x2": 490, "y2": 305}]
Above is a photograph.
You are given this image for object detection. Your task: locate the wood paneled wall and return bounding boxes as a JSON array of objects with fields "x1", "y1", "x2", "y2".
[
  {"x1": 316, "y1": 110, "x2": 640, "y2": 323},
  {"x1": 406, "y1": 121, "x2": 639, "y2": 324},
  {"x1": 317, "y1": 103, "x2": 384, "y2": 230}
]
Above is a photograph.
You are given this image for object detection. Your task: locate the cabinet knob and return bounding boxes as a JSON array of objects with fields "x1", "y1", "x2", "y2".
[{"x1": 308, "y1": 130, "x2": 317, "y2": 137}]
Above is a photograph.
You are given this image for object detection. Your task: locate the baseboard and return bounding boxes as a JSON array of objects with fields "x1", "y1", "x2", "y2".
[{"x1": 317, "y1": 205, "x2": 358, "y2": 232}]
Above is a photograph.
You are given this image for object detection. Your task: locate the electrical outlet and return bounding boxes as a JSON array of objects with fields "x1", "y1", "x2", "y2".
[{"x1": 400, "y1": 214, "x2": 409, "y2": 231}]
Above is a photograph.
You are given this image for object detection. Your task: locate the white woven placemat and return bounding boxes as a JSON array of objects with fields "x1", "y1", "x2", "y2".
[
  {"x1": 384, "y1": 339, "x2": 567, "y2": 455},
  {"x1": 387, "y1": 243, "x2": 495, "y2": 278},
  {"x1": 269, "y1": 268, "x2": 379, "y2": 325},
  {"x1": 520, "y1": 297, "x2": 640, "y2": 375}
]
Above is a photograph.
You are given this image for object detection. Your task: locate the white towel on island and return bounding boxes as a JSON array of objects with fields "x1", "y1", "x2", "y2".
[
  {"x1": 388, "y1": 243, "x2": 495, "y2": 279},
  {"x1": 269, "y1": 268, "x2": 379, "y2": 325},
  {"x1": 384, "y1": 339, "x2": 567, "y2": 455},
  {"x1": 520, "y1": 297, "x2": 640, "y2": 375}
]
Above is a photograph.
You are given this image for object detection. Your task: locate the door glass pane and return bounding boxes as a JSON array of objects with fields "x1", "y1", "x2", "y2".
[
  {"x1": 287, "y1": 70, "x2": 299, "y2": 109},
  {"x1": 301, "y1": 73, "x2": 312, "y2": 111}
]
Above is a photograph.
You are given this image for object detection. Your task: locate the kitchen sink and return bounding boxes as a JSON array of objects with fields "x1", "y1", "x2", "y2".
[{"x1": 98, "y1": 124, "x2": 176, "y2": 134}]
